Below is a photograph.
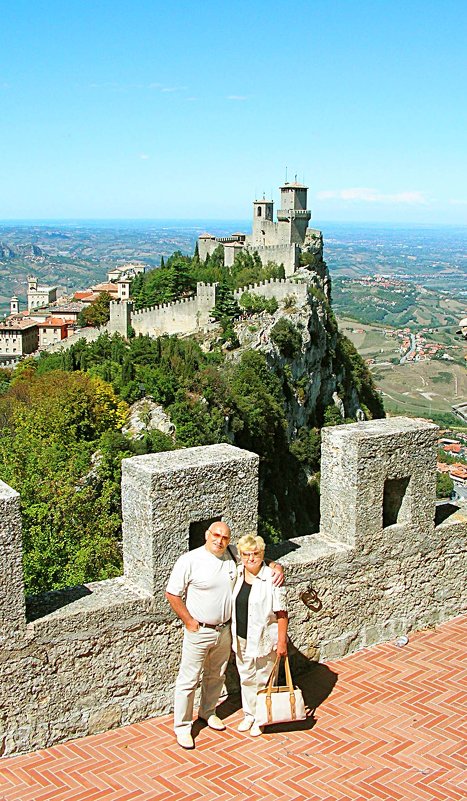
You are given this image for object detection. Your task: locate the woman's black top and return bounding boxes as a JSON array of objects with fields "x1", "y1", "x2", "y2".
[{"x1": 235, "y1": 580, "x2": 252, "y2": 639}]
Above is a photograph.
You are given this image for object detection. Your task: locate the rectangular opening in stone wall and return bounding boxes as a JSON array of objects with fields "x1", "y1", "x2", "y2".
[
  {"x1": 435, "y1": 501, "x2": 460, "y2": 526},
  {"x1": 189, "y1": 517, "x2": 222, "y2": 550},
  {"x1": 383, "y1": 477, "x2": 410, "y2": 527}
]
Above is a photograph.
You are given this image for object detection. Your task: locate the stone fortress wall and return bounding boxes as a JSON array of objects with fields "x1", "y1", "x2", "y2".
[
  {"x1": 130, "y1": 282, "x2": 217, "y2": 337},
  {"x1": 1, "y1": 418, "x2": 465, "y2": 757},
  {"x1": 233, "y1": 277, "x2": 308, "y2": 305},
  {"x1": 44, "y1": 276, "x2": 310, "y2": 353}
]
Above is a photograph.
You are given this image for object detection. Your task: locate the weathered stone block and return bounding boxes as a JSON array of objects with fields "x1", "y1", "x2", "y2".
[
  {"x1": 0, "y1": 480, "x2": 25, "y2": 637},
  {"x1": 320, "y1": 417, "x2": 438, "y2": 546},
  {"x1": 121, "y1": 444, "x2": 259, "y2": 596}
]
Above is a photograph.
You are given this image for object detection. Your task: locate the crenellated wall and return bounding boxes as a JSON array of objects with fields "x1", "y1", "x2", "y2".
[
  {"x1": 1, "y1": 418, "x2": 466, "y2": 757},
  {"x1": 233, "y1": 277, "x2": 308, "y2": 304},
  {"x1": 129, "y1": 282, "x2": 217, "y2": 337},
  {"x1": 41, "y1": 278, "x2": 312, "y2": 355}
]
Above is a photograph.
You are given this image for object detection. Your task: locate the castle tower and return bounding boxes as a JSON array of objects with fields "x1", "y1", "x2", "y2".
[
  {"x1": 27, "y1": 276, "x2": 38, "y2": 293},
  {"x1": 252, "y1": 198, "x2": 274, "y2": 245},
  {"x1": 117, "y1": 278, "x2": 131, "y2": 301},
  {"x1": 277, "y1": 182, "x2": 311, "y2": 245},
  {"x1": 10, "y1": 296, "x2": 19, "y2": 316}
]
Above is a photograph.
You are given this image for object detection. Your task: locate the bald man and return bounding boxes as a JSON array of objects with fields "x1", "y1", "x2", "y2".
[{"x1": 166, "y1": 522, "x2": 283, "y2": 749}]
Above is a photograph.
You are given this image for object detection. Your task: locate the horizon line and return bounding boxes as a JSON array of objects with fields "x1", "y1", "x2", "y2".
[{"x1": 0, "y1": 217, "x2": 466, "y2": 228}]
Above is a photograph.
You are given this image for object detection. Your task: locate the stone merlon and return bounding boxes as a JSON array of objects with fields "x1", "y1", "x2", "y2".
[{"x1": 0, "y1": 418, "x2": 466, "y2": 757}]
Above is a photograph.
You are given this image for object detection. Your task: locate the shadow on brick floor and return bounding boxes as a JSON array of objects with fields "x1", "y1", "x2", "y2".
[{"x1": 215, "y1": 643, "x2": 338, "y2": 735}]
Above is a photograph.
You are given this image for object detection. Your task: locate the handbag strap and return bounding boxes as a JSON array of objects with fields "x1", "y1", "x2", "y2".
[{"x1": 265, "y1": 655, "x2": 294, "y2": 695}]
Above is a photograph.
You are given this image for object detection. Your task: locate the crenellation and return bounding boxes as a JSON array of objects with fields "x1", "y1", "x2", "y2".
[
  {"x1": 198, "y1": 181, "x2": 319, "y2": 276},
  {"x1": 1, "y1": 418, "x2": 466, "y2": 757}
]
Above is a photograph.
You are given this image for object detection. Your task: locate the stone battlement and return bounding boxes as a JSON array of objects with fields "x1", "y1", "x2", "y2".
[
  {"x1": 234, "y1": 277, "x2": 308, "y2": 304},
  {"x1": 132, "y1": 295, "x2": 197, "y2": 317},
  {"x1": 1, "y1": 418, "x2": 466, "y2": 757}
]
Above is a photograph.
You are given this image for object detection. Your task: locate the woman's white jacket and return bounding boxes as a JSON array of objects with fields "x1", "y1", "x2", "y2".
[{"x1": 231, "y1": 563, "x2": 287, "y2": 659}]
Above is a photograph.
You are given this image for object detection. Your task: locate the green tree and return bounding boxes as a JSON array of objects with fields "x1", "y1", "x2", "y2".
[
  {"x1": 323, "y1": 404, "x2": 344, "y2": 426},
  {"x1": 0, "y1": 370, "x2": 129, "y2": 594},
  {"x1": 436, "y1": 472, "x2": 454, "y2": 498},
  {"x1": 270, "y1": 318, "x2": 302, "y2": 358},
  {"x1": 239, "y1": 292, "x2": 278, "y2": 315},
  {"x1": 77, "y1": 292, "x2": 112, "y2": 327},
  {"x1": 211, "y1": 283, "x2": 240, "y2": 322}
]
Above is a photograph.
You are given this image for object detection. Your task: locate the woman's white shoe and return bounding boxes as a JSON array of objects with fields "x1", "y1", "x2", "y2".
[
  {"x1": 250, "y1": 723, "x2": 263, "y2": 737},
  {"x1": 237, "y1": 717, "x2": 254, "y2": 732}
]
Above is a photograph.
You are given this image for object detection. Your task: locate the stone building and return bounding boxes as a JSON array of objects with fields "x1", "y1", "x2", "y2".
[
  {"x1": 107, "y1": 263, "x2": 145, "y2": 283},
  {"x1": 0, "y1": 317, "x2": 39, "y2": 356},
  {"x1": 198, "y1": 181, "x2": 322, "y2": 276},
  {"x1": 28, "y1": 302, "x2": 85, "y2": 325},
  {"x1": 27, "y1": 276, "x2": 58, "y2": 311},
  {"x1": 37, "y1": 317, "x2": 69, "y2": 349}
]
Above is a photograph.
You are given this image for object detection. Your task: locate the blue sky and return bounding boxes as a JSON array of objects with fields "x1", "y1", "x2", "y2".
[{"x1": 1, "y1": 0, "x2": 466, "y2": 223}]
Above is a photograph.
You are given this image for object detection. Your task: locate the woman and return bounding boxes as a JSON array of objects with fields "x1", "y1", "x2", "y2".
[{"x1": 231, "y1": 534, "x2": 288, "y2": 736}]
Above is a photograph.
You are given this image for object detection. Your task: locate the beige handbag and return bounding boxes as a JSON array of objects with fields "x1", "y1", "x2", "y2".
[{"x1": 255, "y1": 655, "x2": 307, "y2": 727}]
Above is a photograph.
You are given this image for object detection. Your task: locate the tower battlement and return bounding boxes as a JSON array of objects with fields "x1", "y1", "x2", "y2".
[{"x1": 197, "y1": 178, "x2": 318, "y2": 276}]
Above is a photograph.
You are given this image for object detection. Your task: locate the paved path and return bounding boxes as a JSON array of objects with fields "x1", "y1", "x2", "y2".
[{"x1": 1, "y1": 616, "x2": 465, "y2": 801}]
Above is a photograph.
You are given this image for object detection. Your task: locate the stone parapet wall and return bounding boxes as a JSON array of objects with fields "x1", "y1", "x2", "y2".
[
  {"x1": 39, "y1": 278, "x2": 312, "y2": 353},
  {"x1": 234, "y1": 277, "x2": 308, "y2": 305},
  {"x1": 129, "y1": 282, "x2": 217, "y2": 337},
  {"x1": 0, "y1": 481, "x2": 25, "y2": 636},
  {"x1": 1, "y1": 419, "x2": 466, "y2": 757},
  {"x1": 0, "y1": 445, "x2": 259, "y2": 757},
  {"x1": 44, "y1": 324, "x2": 105, "y2": 353}
]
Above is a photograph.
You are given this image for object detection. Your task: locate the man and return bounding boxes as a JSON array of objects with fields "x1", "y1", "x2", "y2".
[{"x1": 165, "y1": 521, "x2": 283, "y2": 749}]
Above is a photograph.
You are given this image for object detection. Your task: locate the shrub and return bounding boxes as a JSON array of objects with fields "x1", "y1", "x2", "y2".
[
  {"x1": 436, "y1": 472, "x2": 454, "y2": 498},
  {"x1": 239, "y1": 292, "x2": 278, "y2": 315},
  {"x1": 270, "y1": 318, "x2": 302, "y2": 358}
]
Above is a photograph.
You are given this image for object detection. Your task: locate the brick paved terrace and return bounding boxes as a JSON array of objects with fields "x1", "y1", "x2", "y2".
[{"x1": 1, "y1": 615, "x2": 465, "y2": 801}]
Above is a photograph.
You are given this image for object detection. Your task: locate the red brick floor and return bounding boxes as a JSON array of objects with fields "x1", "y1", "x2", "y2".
[{"x1": 1, "y1": 616, "x2": 465, "y2": 801}]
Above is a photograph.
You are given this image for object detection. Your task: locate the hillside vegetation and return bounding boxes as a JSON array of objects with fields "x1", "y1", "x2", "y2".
[
  {"x1": 0, "y1": 250, "x2": 384, "y2": 595},
  {"x1": 332, "y1": 276, "x2": 465, "y2": 331}
]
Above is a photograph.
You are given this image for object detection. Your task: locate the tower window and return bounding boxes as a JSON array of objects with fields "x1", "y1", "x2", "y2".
[{"x1": 257, "y1": 207, "x2": 262, "y2": 217}]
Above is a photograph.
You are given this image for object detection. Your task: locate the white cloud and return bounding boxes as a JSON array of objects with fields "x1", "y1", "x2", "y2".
[
  {"x1": 139, "y1": 154, "x2": 150, "y2": 160},
  {"x1": 316, "y1": 188, "x2": 429, "y2": 205},
  {"x1": 449, "y1": 198, "x2": 467, "y2": 206},
  {"x1": 149, "y1": 83, "x2": 186, "y2": 93},
  {"x1": 227, "y1": 95, "x2": 248, "y2": 101}
]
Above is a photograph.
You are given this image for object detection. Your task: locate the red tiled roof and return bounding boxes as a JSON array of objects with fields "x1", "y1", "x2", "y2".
[
  {"x1": 0, "y1": 319, "x2": 38, "y2": 331},
  {"x1": 41, "y1": 317, "x2": 67, "y2": 327},
  {"x1": 450, "y1": 465, "x2": 467, "y2": 479},
  {"x1": 91, "y1": 282, "x2": 118, "y2": 292},
  {"x1": 444, "y1": 443, "x2": 461, "y2": 453}
]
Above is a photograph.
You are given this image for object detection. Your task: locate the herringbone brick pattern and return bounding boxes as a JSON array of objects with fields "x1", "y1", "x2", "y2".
[{"x1": 1, "y1": 616, "x2": 465, "y2": 801}]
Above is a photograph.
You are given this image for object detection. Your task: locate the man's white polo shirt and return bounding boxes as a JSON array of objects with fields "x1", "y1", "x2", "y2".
[{"x1": 166, "y1": 545, "x2": 237, "y2": 626}]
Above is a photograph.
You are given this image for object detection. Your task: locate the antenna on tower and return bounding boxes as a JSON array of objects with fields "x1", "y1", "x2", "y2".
[
  {"x1": 285, "y1": 166, "x2": 288, "y2": 183},
  {"x1": 294, "y1": 173, "x2": 297, "y2": 183}
]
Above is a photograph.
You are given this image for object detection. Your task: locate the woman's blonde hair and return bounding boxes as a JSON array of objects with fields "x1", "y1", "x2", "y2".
[{"x1": 237, "y1": 534, "x2": 266, "y2": 554}]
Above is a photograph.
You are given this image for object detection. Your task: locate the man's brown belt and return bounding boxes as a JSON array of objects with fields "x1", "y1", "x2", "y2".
[{"x1": 198, "y1": 620, "x2": 231, "y2": 631}]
